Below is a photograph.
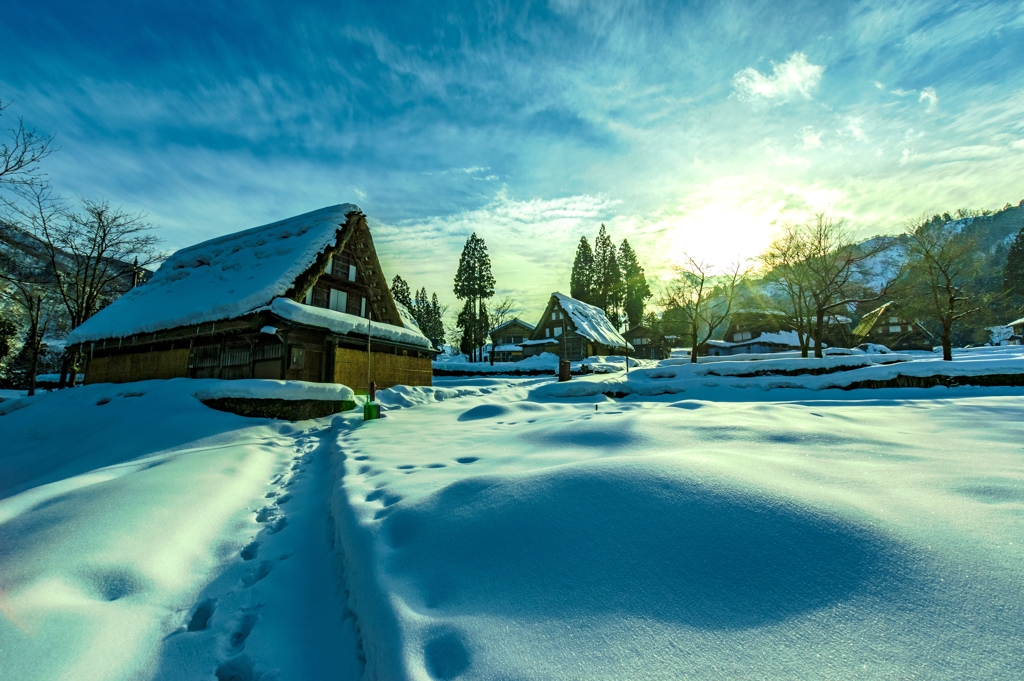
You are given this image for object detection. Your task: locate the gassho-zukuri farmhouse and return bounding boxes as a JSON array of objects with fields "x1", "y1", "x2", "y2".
[{"x1": 66, "y1": 205, "x2": 437, "y2": 389}]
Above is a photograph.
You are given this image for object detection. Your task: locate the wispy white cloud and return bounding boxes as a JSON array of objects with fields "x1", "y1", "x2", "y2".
[
  {"x1": 732, "y1": 52, "x2": 824, "y2": 104},
  {"x1": 919, "y1": 87, "x2": 938, "y2": 112},
  {"x1": 451, "y1": 166, "x2": 491, "y2": 174},
  {"x1": 838, "y1": 116, "x2": 868, "y2": 142},
  {"x1": 801, "y1": 126, "x2": 823, "y2": 149},
  {"x1": 890, "y1": 88, "x2": 915, "y2": 97}
]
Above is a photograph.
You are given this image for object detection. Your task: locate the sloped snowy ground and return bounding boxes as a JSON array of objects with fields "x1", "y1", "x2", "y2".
[
  {"x1": 334, "y1": 376, "x2": 1024, "y2": 680},
  {"x1": 0, "y1": 380, "x2": 361, "y2": 681}
]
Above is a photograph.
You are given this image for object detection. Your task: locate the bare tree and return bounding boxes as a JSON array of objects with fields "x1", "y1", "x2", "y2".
[
  {"x1": 795, "y1": 214, "x2": 892, "y2": 358},
  {"x1": 901, "y1": 214, "x2": 982, "y2": 361},
  {"x1": 759, "y1": 226, "x2": 815, "y2": 357},
  {"x1": 489, "y1": 295, "x2": 519, "y2": 329},
  {"x1": 0, "y1": 100, "x2": 53, "y2": 190},
  {"x1": 4, "y1": 186, "x2": 162, "y2": 384},
  {"x1": 662, "y1": 256, "x2": 743, "y2": 364}
]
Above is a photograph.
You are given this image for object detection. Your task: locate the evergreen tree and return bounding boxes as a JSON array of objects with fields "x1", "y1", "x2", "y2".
[
  {"x1": 592, "y1": 224, "x2": 614, "y2": 310},
  {"x1": 619, "y1": 239, "x2": 652, "y2": 329},
  {"x1": 1004, "y1": 226, "x2": 1024, "y2": 300},
  {"x1": 456, "y1": 299, "x2": 475, "y2": 356},
  {"x1": 414, "y1": 286, "x2": 430, "y2": 329},
  {"x1": 570, "y1": 236, "x2": 595, "y2": 303},
  {"x1": 391, "y1": 275, "x2": 412, "y2": 309},
  {"x1": 429, "y1": 293, "x2": 446, "y2": 345},
  {"x1": 453, "y1": 233, "x2": 495, "y2": 361},
  {"x1": 604, "y1": 247, "x2": 624, "y2": 327}
]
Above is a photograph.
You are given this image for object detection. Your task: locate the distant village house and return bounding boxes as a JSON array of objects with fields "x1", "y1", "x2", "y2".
[
  {"x1": 488, "y1": 317, "x2": 535, "y2": 362},
  {"x1": 1007, "y1": 316, "x2": 1024, "y2": 345},
  {"x1": 521, "y1": 293, "x2": 631, "y2": 361},
  {"x1": 851, "y1": 302, "x2": 934, "y2": 351}
]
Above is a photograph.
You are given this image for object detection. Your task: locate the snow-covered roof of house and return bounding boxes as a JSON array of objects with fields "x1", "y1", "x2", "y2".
[
  {"x1": 551, "y1": 293, "x2": 632, "y2": 350},
  {"x1": 522, "y1": 338, "x2": 559, "y2": 346},
  {"x1": 395, "y1": 302, "x2": 425, "y2": 337},
  {"x1": 493, "y1": 344, "x2": 522, "y2": 352},
  {"x1": 490, "y1": 317, "x2": 536, "y2": 334},
  {"x1": 269, "y1": 299, "x2": 431, "y2": 349},
  {"x1": 708, "y1": 330, "x2": 816, "y2": 349},
  {"x1": 68, "y1": 205, "x2": 360, "y2": 343},
  {"x1": 1008, "y1": 317, "x2": 1024, "y2": 328}
]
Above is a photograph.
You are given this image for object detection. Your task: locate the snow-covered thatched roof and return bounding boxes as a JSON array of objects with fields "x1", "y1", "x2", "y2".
[
  {"x1": 551, "y1": 293, "x2": 632, "y2": 350},
  {"x1": 708, "y1": 330, "x2": 815, "y2": 349},
  {"x1": 69, "y1": 205, "x2": 360, "y2": 343}
]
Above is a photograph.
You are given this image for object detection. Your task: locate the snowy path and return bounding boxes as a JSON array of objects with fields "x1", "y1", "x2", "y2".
[
  {"x1": 0, "y1": 381, "x2": 362, "y2": 681},
  {"x1": 331, "y1": 381, "x2": 1024, "y2": 680}
]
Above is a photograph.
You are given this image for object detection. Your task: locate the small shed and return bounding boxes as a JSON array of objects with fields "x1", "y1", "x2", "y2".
[
  {"x1": 68, "y1": 205, "x2": 436, "y2": 389},
  {"x1": 522, "y1": 293, "x2": 632, "y2": 361}
]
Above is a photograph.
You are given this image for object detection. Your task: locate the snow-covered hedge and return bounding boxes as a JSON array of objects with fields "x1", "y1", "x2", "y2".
[
  {"x1": 191, "y1": 378, "x2": 355, "y2": 403},
  {"x1": 536, "y1": 351, "x2": 1024, "y2": 398}
]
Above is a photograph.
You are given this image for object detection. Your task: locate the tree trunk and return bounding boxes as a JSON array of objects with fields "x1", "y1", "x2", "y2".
[
  {"x1": 58, "y1": 350, "x2": 71, "y2": 389},
  {"x1": 69, "y1": 350, "x2": 80, "y2": 386},
  {"x1": 941, "y1": 328, "x2": 953, "y2": 361},
  {"x1": 813, "y1": 310, "x2": 825, "y2": 359},
  {"x1": 27, "y1": 331, "x2": 40, "y2": 397},
  {"x1": 690, "y1": 324, "x2": 699, "y2": 364}
]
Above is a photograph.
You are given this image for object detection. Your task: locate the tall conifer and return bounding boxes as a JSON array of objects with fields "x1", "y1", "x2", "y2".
[
  {"x1": 570, "y1": 236, "x2": 595, "y2": 303},
  {"x1": 604, "y1": 247, "x2": 624, "y2": 327},
  {"x1": 593, "y1": 224, "x2": 615, "y2": 310},
  {"x1": 429, "y1": 293, "x2": 446, "y2": 345},
  {"x1": 1004, "y1": 226, "x2": 1024, "y2": 300},
  {"x1": 391, "y1": 275, "x2": 412, "y2": 309},
  {"x1": 619, "y1": 239, "x2": 652, "y2": 329},
  {"x1": 453, "y1": 233, "x2": 495, "y2": 361}
]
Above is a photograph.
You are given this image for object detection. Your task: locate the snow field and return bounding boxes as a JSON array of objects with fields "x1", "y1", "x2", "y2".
[{"x1": 332, "y1": 380, "x2": 1024, "y2": 679}]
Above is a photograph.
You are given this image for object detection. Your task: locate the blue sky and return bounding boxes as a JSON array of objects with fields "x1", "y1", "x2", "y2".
[{"x1": 3, "y1": 0, "x2": 1024, "y2": 320}]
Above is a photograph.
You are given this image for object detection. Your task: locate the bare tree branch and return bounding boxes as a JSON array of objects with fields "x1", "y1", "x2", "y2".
[
  {"x1": 662, "y1": 256, "x2": 743, "y2": 363},
  {"x1": 0, "y1": 100, "x2": 54, "y2": 189}
]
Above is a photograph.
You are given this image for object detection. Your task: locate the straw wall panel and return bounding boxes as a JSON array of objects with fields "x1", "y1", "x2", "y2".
[
  {"x1": 334, "y1": 348, "x2": 432, "y2": 389},
  {"x1": 86, "y1": 348, "x2": 190, "y2": 384}
]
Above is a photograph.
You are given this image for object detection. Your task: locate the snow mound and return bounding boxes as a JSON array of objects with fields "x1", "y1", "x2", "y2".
[
  {"x1": 433, "y1": 352, "x2": 559, "y2": 374},
  {"x1": 376, "y1": 384, "x2": 491, "y2": 410},
  {"x1": 577, "y1": 355, "x2": 638, "y2": 373},
  {"x1": 69, "y1": 204, "x2": 359, "y2": 342},
  {"x1": 192, "y1": 379, "x2": 354, "y2": 402}
]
